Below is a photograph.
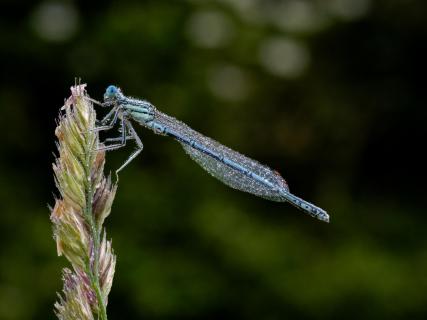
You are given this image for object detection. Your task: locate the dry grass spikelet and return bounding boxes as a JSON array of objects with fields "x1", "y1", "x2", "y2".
[{"x1": 51, "y1": 84, "x2": 117, "y2": 320}]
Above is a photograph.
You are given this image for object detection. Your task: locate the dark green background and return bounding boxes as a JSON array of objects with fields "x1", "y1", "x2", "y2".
[{"x1": 0, "y1": 0, "x2": 426, "y2": 319}]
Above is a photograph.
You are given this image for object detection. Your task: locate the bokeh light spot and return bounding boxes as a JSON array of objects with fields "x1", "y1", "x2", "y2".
[
  {"x1": 328, "y1": 0, "x2": 371, "y2": 20},
  {"x1": 218, "y1": 0, "x2": 263, "y2": 24},
  {"x1": 259, "y1": 37, "x2": 310, "y2": 78},
  {"x1": 267, "y1": 0, "x2": 328, "y2": 33},
  {"x1": 186, "y1": 10, "x2": 234, "y2": 48},
  {"x1": 31, "y1": 1, "x2": 79, "y2": 42},
  {"x1": 207, "y1": 64, "x2": 250, "y2": 102}
]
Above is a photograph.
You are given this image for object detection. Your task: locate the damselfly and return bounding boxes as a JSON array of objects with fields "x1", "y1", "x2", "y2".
[{"x1": 95, "y1": 85, "x2": 329, "y2": 222}]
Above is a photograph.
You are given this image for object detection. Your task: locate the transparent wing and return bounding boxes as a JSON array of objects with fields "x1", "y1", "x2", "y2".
[{"x1": 154, "y1": 110, "x2": 289, "y2": 201}]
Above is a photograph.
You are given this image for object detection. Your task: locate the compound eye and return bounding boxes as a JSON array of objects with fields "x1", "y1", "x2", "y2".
[
  {"x1": 108, "y1": 85, "x2": 116, "y2": 94},
  {"x1": 105, "y1": 85, "x2": 118, "y2": 99}
]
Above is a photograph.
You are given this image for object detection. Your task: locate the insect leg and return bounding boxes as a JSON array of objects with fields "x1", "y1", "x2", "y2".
[
  {"x1": 98, "y1": 107, "x2": 118, "y2": 125},
  {"x1": 116, "y1": 121, "x2": 144, "y2": 173},
  {"x1": 85, "y1": 96, "x2": 104, "y2": 108},
  {"x1": 97, "y1": 117, "x2": 128, "y2": 151},
  {"x1": 94, "y1": 107, "x2": 121, "y2": 132},
  {"x1": 104, "y1": 134, "x2": 134, "y2": 142}
]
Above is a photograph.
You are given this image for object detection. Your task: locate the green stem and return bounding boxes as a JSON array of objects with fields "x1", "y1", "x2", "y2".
[
  {"x1": 83, "y1": 127, "x2": 108, "y2": 320},
  {"x1": 86, "y1": 173, "x2": 108, "y2": 320}
]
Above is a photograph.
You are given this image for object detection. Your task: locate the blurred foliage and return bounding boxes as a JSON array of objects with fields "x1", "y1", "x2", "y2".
[{"x1": 0, "y1": 0, "x2": 426, "y2": 319}]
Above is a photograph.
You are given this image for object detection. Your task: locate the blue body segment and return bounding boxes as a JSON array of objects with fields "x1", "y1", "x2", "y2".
[{"x1": 100, "y1": 85, "x2": 329, "y2": 222}]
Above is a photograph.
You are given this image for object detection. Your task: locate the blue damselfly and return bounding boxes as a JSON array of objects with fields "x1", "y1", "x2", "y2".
[{"x1": 95, "y1": 85, "x2": 329, "y2": 222}]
